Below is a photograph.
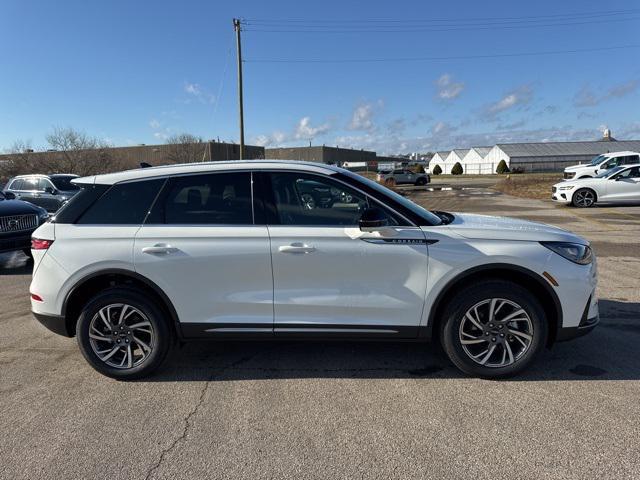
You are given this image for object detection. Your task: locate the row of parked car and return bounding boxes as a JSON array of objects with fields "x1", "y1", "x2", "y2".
[
  {"x1": 553, "y1": 151, "x2": 640, "y2": 208},
  {"x1": 0, "y1": 174, "x2": 79, "y2": 256}
]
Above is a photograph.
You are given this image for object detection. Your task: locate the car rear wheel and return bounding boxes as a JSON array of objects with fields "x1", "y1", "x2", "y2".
[
  {"x1": 415, "y1": 177, "x2": 427, "y2": 186},
  {"x1": 572, "y1": 188, "x2": 596, "y2": 208},
  {"x1": 440, "y1": 280, "x2": 547, "y2": 378},
  {"x1": 76, "y1": 288, "x2": 172, "y2": 380}
]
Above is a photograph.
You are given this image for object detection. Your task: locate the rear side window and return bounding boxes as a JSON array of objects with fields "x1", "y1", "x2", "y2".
[
  {"x1": 77, "y1": 179, "x2": 165, "y2": 224},
  {"x1": 9, "y1": 179, "x2": 25, "y2": 190},
  {"x1": 159, "y1": 172, "x2": 253, "y2": 225},
  {"x1": 51, "y1": 176, "x2": 80, "y2": 191},
  {"x1": 53, "y1": 185, "x2": 110, "y2": 223}
]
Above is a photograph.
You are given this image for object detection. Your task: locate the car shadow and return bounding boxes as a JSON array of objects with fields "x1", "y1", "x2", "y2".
[
  {"x1": 148, "y1": 298, "x2": 640, "y2": 383},
  {"x1": 0, "y1": 252, "x2": 33, "y2": 275}
]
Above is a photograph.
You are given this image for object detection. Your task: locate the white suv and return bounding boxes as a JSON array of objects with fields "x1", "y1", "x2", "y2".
[
  {"x1": 30, "y1": 161, "x2": 598, "y2": 379},
  {"x1": 563, "y1": 151, "x2": 640, "y2": 180}
]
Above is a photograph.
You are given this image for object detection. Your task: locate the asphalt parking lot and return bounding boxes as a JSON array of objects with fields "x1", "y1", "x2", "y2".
[{"x1": 1, "y1": 187, "x2": 639, "y2": 480}]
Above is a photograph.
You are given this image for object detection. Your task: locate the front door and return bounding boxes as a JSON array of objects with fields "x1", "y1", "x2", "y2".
[
  {"x1": 262, "y1": 171, "x2": 429, "y2": 338},
  {"x1": 604, "y1": 167, "x2": 640, "y2": 202},
  {"x1": 134, "y1": 171, "x2": 274, "y2": 338}
]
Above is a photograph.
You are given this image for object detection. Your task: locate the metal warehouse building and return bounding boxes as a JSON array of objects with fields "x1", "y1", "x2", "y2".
[
  {"x1": 265, "y1": 146, "x2": 376, "y2": 166},
  {"x1": 483, "y1": 139, "x2": 640, "y2": 173}
]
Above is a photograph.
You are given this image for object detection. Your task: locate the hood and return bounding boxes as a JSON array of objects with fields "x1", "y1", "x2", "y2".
[
  {"x1": 553, "y1": 177, "x2": 606, "y2": 189},
  {"x1": 564, "y1": 164, "x2": 590, "y2": 172},
  {"x1": 443, "y1": 212, "x2": 588, "y2": 244},
  {"x1": 0, "y1": 199, "x2": 44, "y2": 216}
]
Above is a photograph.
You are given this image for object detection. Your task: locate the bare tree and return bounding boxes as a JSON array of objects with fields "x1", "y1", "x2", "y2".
[
  {"x1": 0, "y1": 140, "x2": 37, "y2": 180},
  {"x1": 165, "y1": 133, "x2": 208, "y2": 164},
  {"x1": 45, "y1": 127, "x2": 123, "y2": 176}
]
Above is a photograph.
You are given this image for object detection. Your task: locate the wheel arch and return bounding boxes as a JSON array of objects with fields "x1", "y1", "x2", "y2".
[
  {"x1": 62, "y1": 268, "x2": 182, "y2": 339},
  {"x1": 423, "y1": 264, "x2": 562, "y2": 347}
]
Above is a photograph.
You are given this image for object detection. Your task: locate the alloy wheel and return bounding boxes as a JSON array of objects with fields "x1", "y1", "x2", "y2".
[
  {"x1": 88, "y1": 303, "x2": 154, "y2": 369},
  {"x1": 458, "y1": 298, "x2": 534, "y2": 368},
  {"x1": 574, "y1": 189, "x2": 595, "y2": 207}
]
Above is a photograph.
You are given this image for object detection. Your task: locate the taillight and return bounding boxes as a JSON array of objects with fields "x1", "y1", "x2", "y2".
[
  {"x1": 31, "y1": 238, "x2": 53, "y2": 250},
  {"x1": 31, "y1": 293, "x2": 44, "y2": 302}
]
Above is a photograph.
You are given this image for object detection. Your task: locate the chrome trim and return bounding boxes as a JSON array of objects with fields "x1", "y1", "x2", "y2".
[
  {"x1": 274, "y1": 328, "x2": 399, "y2": 334},
  {"x1": 204, "y1": 327, "x2": 273, "y2": 333}
]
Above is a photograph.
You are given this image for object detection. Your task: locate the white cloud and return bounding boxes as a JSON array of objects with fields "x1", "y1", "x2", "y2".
[
  {"x1": 294, "y1": 116, "x2": 331, "y2": 140},
  {"x1": 183, "y1": 82, "x2": 215, "y2": 104},
  {"x1": 348, "y1": 100, "x2": 383, "y2": 131},
  {"x1": 435, "y1": 74, "x2": 465, "y2": 101},
  {"x1": 149, "y1": 119, "x2": 161, "y2": 129},
  {"x1": 574, "y1": 79, "x2": 640, "y2": 107},
  {"x1": 484, "y1": 85, "x2": 534, "y2": 117}
]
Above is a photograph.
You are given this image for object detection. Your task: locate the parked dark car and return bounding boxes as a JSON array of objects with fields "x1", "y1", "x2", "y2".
[
  {"x1": 2, "y1": 174, "x2": 80, "y2": 212},
  {"x1": 0, "y1": 191, "x2": 49, "y2": 256}
]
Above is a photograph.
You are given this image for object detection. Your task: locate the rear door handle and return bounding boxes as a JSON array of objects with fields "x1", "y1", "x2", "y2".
[
  {"x1": 142, "y1": 244, "x2": 177, "y2": 255},
  {"x1": 278, "y1": 243, "x2": 316, "y2": 254}
]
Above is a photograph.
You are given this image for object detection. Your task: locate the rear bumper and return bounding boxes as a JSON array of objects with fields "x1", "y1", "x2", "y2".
[{"x1": 32, "y1": 311, "x2": 72, "y2": 337}]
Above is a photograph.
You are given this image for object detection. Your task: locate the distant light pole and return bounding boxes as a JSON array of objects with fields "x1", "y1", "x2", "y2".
[{"x1": 233, "y1": 18, "x2": 245, "y2": 159}]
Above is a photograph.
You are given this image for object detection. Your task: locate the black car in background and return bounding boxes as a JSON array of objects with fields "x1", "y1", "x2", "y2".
[
  {"x1": 2, "y1": 174, "x2": 79, "y2": 212},
  {"x1": 0, "y1": 191, "x2": 49, "y2": 257}
]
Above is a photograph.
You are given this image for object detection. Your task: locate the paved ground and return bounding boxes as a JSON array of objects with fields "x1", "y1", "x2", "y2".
[{"x1": 1, "y1": 187, "x2": 639, "y2": 480}]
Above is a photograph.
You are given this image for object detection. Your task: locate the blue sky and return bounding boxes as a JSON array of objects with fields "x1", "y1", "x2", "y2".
[{"x1": 1, "y1": 0, "x2": 639, "y2": 154}]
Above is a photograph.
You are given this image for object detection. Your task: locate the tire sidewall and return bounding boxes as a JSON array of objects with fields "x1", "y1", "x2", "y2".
[
  {"x1": 572, "y1": 188, "x2": 596, "y2": 208},
  {"x1": 440, "y1": 281, "x2": 548, "y2": 378},
  {"x1": 76, "y1": 288, "x2": 171, "y2": 380}
]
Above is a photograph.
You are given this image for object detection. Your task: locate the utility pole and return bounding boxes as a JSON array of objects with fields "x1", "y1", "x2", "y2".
[{"x1": 233, "y1": 18, "x2": 245, "y2": 159}]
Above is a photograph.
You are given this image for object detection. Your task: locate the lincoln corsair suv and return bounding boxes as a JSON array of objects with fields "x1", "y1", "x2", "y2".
[{"x1": 29, "y1": 161, "x2": 598, "y2": 379}]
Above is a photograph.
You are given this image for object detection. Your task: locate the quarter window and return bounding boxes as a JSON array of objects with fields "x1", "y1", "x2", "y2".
[
  {"x1": 162, "y1": 172, "x2": 253, "y2": 225},
  {"x1": 268, "y1": 172, "x2": 398, "y2": 226},
  {"x1": 77, "y1": 179, "x2": 165, "y2": 224},
  {"x1": 9, "y1": 179, "x2": 25, "y2": 190}
]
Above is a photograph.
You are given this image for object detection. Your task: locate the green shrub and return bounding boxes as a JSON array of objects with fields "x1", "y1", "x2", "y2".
[
  {"x1": 451, "y1": 162, "x2": 463, "y2": 175},
  {"x1": 432, "y1": 164, "x2": 442, "y2": 175},
  {"x1": 496, "y1": 159, "x2": 509, "y2": 174}
]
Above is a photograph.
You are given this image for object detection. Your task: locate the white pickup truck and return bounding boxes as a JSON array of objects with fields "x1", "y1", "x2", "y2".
[{"x1": 563, "y1": 151, "x2": 640, "y2": 180}]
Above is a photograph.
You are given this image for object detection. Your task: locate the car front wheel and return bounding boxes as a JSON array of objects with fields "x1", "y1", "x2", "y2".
[
  {"x1": 440, "y1": 280, "x2": 547, "y2": 378},
  {"x1": 572, "y1": 188, "x2": 596, "y2": 208},
  {"x1": 76, "y1": 288, "x2": 172, "y2": 380}
]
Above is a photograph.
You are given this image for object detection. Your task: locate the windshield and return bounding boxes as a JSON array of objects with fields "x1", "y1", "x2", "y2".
[
  {"x1": 341, "y1": 170, "x2": 443, "y2": 225},
  {"x1": 587, "y1": 155, "x2": 605, "y2": 166},
  {"x1": 51, "y1": 176, "x2": 80, "y2": 191},
  {"x1": 598, "y1": 166, "x2": 624, "y2": 178}
]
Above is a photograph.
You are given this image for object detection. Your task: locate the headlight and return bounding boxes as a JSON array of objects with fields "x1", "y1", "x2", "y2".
[
  {"x1": 541, "y1": 241, "x2": 592, "y2": 265},
  {"x1": 558, "y1": 185, "x2": 575, "y2": 191}
]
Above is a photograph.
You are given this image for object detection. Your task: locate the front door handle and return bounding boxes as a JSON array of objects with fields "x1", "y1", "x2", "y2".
[
  {"x1": 279, "y1": 243, "x2": 316, "y2": 254},
  {"x1": 142, "y1": 244, "x2": 177, "y2": 255}
]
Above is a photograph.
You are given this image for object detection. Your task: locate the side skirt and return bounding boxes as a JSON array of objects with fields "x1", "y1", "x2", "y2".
[{"x1": 180, "y1": 323, "x2": 428, "y2": 342}]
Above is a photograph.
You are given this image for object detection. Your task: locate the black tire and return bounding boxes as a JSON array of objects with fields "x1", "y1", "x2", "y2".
[
  {"x1": 415, "y1": 177, "x2": 428, "y2": 186},
  {"x1": 572, "y1": 188, "x2": 597, "y2": 208},
  {"x1": 439, "y1": 280, "x2": 547, "y2": 379},
  {"x1": 76, "y1": 288, "x2": 172, "y2": 380}
]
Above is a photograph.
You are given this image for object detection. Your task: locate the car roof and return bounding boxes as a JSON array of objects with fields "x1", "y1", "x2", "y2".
[
  {"x1": 13, "y1": 173, "x2": 78, "y2": 179},
  {"x1": 74, "y1": 160, "x2": 343, "y2": 186},
  {"x1": 600, "y1": 151, "x2": 640, "y2": 157}
]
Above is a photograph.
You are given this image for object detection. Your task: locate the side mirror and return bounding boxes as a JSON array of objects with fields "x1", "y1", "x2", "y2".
[
  {"x1": 4, "y1": 191, "x2": 15, "y2": 200},
  {"x1": 44, "y1": 187, "x2": 56, "y2": 194},
  {"x1": 359, "y1": 207, "x2": 388, "y2": 231}
]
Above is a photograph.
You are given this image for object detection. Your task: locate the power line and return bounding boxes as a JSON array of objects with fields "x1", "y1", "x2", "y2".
[
  {"x1": 244, "y1": 44, "x2": 640, "y2": 64},
  {"x1": 243, "y1": 8, "x2": 640, "y2": 24},
  {"x1": 243, "y1": 15, "x2": 640, "y2": 33}
]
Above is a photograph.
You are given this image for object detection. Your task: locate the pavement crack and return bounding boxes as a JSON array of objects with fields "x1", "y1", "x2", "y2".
[{"x1": 143, "y1": 355, "x2": 254, "y2": 480}]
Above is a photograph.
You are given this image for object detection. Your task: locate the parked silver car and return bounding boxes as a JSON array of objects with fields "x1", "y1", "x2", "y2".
[
  {"x1": 376, "y1": 168, "x2": 430, "y2": 186},
  {"x1": 3, "y1": 174, "x2": 80, "y2": 212}
]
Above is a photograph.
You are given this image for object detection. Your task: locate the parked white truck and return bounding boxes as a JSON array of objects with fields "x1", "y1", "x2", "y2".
[{"x1": 563, "y1": 151, "x2": 640, "y2": 180}]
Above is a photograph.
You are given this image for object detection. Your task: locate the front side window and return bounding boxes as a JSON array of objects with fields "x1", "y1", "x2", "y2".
[
  {"x1": 162, "y1": 172, "x2": 253, "y2": 225},
  {"x1": 268, "y1": 172, "x2": 398, "y2": 226},
  {"x1": 77, "y1": 179, "x2": 164, "y2": 224},
  {"x1": 615, "y1": 167, "x2": 640, "y2": 179}
]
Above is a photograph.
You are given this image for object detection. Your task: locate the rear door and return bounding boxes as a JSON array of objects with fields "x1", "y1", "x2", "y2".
[
  {"x1": 133, "y1": 171, "x2": 273, "y2": 337},
  {"x1": 261, "y1": 171, "x2": 429, "y2": 338}
]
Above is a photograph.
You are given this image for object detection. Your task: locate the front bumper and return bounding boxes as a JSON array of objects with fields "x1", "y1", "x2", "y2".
[
  {"x1": 557, "y1": 295, "x2": 599, "y2": 341},
  {"x1": 32, "y1": 311, "x2": 73, "y2": 337},
  {"x1": 551, "y1": 187, "x2": 573, "y2": 204}
]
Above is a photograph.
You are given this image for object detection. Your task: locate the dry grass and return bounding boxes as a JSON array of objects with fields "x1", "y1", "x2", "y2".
[{"x1": 492, "y1": 173, "x2": 562, "y2": 200}]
